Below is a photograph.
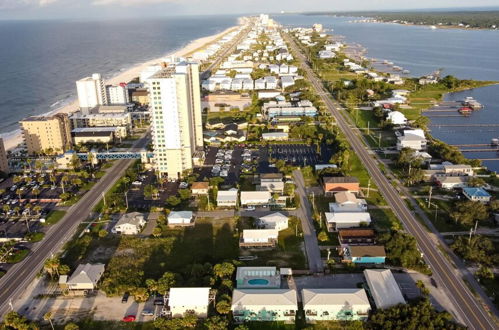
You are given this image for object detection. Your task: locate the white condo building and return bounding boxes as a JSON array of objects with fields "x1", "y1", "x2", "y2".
[
  {"x1": 76, "y1": 73, "x2": 108, "y2": 109},
  {"x1": 147, "y1": 62, "x2": 203, "y2": 179},
  {"x1": 106, "y1": 84, "x2": 129, "y2": 105}
]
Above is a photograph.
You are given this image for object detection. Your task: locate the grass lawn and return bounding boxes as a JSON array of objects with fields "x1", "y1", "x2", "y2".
[
  {"x1": 370, "y1": 208, "x2": 402, "y2": 232},
  {"x1": 7, "y1": 249, "x2": 29, "y2": 263},
  {"x1": 480, "y1": 275, "x2": 499, "y2": 309},
  {"x1": 415, "y1": 198, "x2": 467, "y2": 232},
  {"x1": 25, "y1": 232, "x2": 45, "y2": 243},
  {"x1": 43, "y1": 210, "x2": 66, "y2": 226},
  {"x1": 75, "y1": 319, "x2": 155, "y2": 330}
]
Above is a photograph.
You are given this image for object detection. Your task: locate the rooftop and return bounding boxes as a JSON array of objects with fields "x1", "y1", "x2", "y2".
[
  {"x1": 348, "y1": 245, "x2": 386, "y2": 257},
  {"x1": 323, "y1": 176, "x2": 359, "y2": 184},
  {"x1": 364, "y1": 269, "x2": 405, "y2": 309},
  {"x1": 232, "y1": 289, "x2": 297, "y2": 307},
  {"x1": 338, "y1": 229, "x2": 375, "y2": 238},
  {"x1": 302, "y1": 288, "x2": 370, "y2": 307},
  {"x1": 169, "y1": 287, "x2": 210, "y2": 307}
]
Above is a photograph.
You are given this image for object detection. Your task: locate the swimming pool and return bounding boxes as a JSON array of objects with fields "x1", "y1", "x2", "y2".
[{"x1": 247, "y1": 278, "x2": 270, "y2": 285}]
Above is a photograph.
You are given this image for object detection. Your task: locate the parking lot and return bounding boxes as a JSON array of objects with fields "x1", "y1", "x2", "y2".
[{"x1": 126, "y1": 170, "x2": 179, "y2": 209}]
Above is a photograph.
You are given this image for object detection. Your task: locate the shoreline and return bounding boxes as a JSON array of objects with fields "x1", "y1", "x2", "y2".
[{"x1": 1, "y1": 23, "x2": 240, "y2": 151}]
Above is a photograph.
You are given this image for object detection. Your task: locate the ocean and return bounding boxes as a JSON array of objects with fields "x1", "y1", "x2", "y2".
[
  {"x1": 0, "y1": 15, "x2": 238, "y2": 135},
  {"x1": 276, "y1": 14, "x2": 499, "y2": 172}
]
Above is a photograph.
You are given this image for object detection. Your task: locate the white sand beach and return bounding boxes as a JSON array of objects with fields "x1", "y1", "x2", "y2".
[{"x1": 2, "y1": 24, "x2": 239, "y2": 151}]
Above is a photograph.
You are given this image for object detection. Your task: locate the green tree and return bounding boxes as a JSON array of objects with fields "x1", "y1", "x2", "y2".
[
  {"x1": 213, "y1": 262, "x2": 235, "y2": 279},
  {"x1": 98, "y1": 229, "x2": 108, "y2": 238},
  {"x1": 3, "y1": 311, "x2": 32, "y2": 329},
  {"x1": 451, "y1": 235, "x2": 495, "y2": 265},
  {"x1": 204, "y1": 316, "x2": 229, "y2": 330},
  {"x1": 215, "y1": 300, "x2": 231, "y2": 315},
  {"x1": 317, "y1": 230, "x2": 329, "y2": 242},
  {"x1": 475, "y1": 265, "x2": 494, "y2": 280},
  {"x1": 166, "y1": 196, "x2": 181, "y2": 207},
  {"x1": 449, "y1": 201, "x2": 489, "y2": 227},
  {"x1": 381, "y1": 231, "x2": 427, "y2": 272},
  {"x1": 133, "y1": 287, "x2": 149, "y2": 302},
  {"x1": 152, "y1": 226, "x2": 162, "y2": 238},
  {"x1": 44, "y1": 312, "x2": 54, "y2": 330},
  {"x1": 467, "y1": 177, "x2": 486, "y2": 187},
  {"x1": 156, "y1": 272, "x2": 176, "y2": 293},
  {"x1": 64, "y1": 323, "x2": 80, "y2": 330},
  {"x1": 178, "y1": 189, "x2": 192, "y2": 201}
]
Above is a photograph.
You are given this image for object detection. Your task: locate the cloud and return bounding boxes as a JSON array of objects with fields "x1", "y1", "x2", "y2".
[
  {"x1": 0, "y1": 0, "x2": 58, "y2": 9},
  {"x1": 92, "y1": 0, "x2": 177, "y2": 6}
]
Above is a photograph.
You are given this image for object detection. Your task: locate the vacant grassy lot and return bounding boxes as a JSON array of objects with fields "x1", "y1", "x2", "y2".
[{"x1": 42, "y1": 210, "x2": 66, "y2": 226}]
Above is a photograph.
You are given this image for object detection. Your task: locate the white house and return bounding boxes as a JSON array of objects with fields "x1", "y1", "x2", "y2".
[
  {"x1": 168, "y1": 287, "x2": 211, "y2": 318},
  {"x1": 232, "y1": 289, "x2": 298, "y2": 322},
  {"x1": 396, "y1": 129, "x2": 427, "y2": 151},
  {"x1": 363, "y1": 269, "x2": 405, "y2": 309},
  {"x1": 281, "y1": 76, "x2": 295, "y2": 89},
  {"x1": 112, "y1": 212, "x2": 146, "y2": 235},
  {"x1": 302, "y1": 288, "x2": 371, "y2": 321},
  {"x1": 240, "y1": 191, "x2": 271, "y2": 206},
  {"x1": 387, "y1": 111, "x2": 407, "y2": 125},
  {"x1": 329, "y1": 192, "x2": 367, "y2": 213},
  {"x1": 325, "y1": 212, "x2": 372, "y2": 231},
  {"x1": 65, "y1": 263, "x2": 105, "y2": 291},
  {"x1": 255, "y1": 78, "x2": 266, "y2": 90},
  {"x1": 168, "y1": 211, "x2": 194, "y2": 226},
  {"x1": 217, "y1": 189, "x2": 238, "y2": 207},
  {"x1": 240, "y1": 229, "x2": 278, "y2": 247},
  {"x1": 262, "y1": 132, "x2": 289, "y2": 141},
  {"x1": 259, "y1": 212, "x2": 289, "y2": 231}
]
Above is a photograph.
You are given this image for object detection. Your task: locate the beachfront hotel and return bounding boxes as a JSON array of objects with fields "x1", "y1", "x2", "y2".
[
  {"x1": 146, "y1": 61, "x2": 203, "y2": 179},
  {"x1": 20, "y1": 114, "x2": 72, "y2": 155},
  {"x1": 0, "y1": 138, "x2": 9, "y2": 174},
  {"x1": 76, "y1": 73, "x2": 108, "y2": 110}
]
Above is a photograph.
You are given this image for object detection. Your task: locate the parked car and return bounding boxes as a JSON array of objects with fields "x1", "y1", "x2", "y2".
[
  {"x1": 122, "y1": 315, "x2": 136, "y2": 322},
  {"x1": 121, "y1": 292, "x2": 130, "y2": 303},
  {"x1": 153, "y1": 295, "x2": 164, "y2": 306},
  {"x1": 141, "y1": 309, "x2": 154, "y2": 316},
  {"x1": 245, "y1": 206, "x2": 255, "y2": 211}
]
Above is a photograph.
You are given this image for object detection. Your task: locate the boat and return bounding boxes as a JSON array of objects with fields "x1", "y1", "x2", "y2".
[
  {"x1": 491, "y1": 138, "x2": 499, "y2": 146},
  {"x1": 402, "y1": 69, "x2": 410, "y2": 74},
  {"x1": 458, "y1": 107, "x2": 472, "y2": 115},
  {"x1": 430, "y1": 25, "x2": 437, "y2": 30},
  {"x1": 393, "y1": 66, "x2": 402, "y2": 71},
  {"x1": 462, "y1": 97, "x2": 483, "y2": 110}
]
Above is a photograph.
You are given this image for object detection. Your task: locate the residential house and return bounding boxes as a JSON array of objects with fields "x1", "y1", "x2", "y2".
[
  {"x1": 338, "y1": 229, "x2": 376, "y2": 245},
  {"x1": 260, "y1": 173, "x2": 284, "y2": 193},
  {"x1": 240, "y1": 191, "x2": 272, "y2": 206},
  {"x1": 342, "y1": 246, "x2": 386, "y2": 264},
  {"x1": 463, "y1": 187, "x2": 491, "y2": 203},
  {"x1": 112, "y1": 212, "x2": 146, "y2": 235},
  {"x1": 302, "y1": 289, "x2": 371, "y2": 321},
  {"x1": 259, "y1": 212, "x2": 289, "y2": 231},
  {"x1": 168, "y1": 211, "x2": 194, "y2": 226},
  {"x1": 217, "y1": 189, "x2": 238, "y2": 207},
  {"x1": 232, "y1": 289, "x2": 298, "y2": 322},
  {"x1": 434, "y1": 174, "x2": 469, "y2": 190},
  {"x1": 443, "y1": 164, "x2": 474, "y2": 176},
  {"x1": 191, "y1": 182, "x2": 209, "y2": 195},
  {"x1": 329, "y1": 191, "x2": 367, "y2": 213},
  {"x1": 386, "y1": 111, "x2": 407, "y2": 125},
  {"x1": 323, "y1": 177, "x2": 360, "y2": 195},
  {"x1": 168, "y1": 287, "x2": 211, "y2": 318},
  {"x1": 240, "y1": 229, "x2": 278, "y2": 248},
  {"x1": 396, "y1": 129, "x2": 427, "y2": 151},
  {"x1": 325, "y1": 212, "x2": 372, "y2": 231},
  {"x1": 363, "y1": 269, "x2": 406, "y2": 309},
  {"x1": 65, "y1": 263, "x2": 105, "y2": 291}
]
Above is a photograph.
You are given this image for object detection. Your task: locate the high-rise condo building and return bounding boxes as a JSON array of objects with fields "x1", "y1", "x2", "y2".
[
  {"x1": 0, "y1": 138, "x2": 9, "y2": 174},
  {"x1": 147, "y1": 61, "x2": 203, "y2": 179},
  {"x1": 20, "y1": 114, "x2": 72, "y2": 155},
  {"x1": 106, "y1": 83, "x2": 130, "y2": 105},
  {"x1": 76, "y1": 73, "x2": 108, "y2": 109}
]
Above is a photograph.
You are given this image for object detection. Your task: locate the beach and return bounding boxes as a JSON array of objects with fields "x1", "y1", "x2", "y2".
[{"x1": 2, "y1": 24, "x2": 239, "y2": 151}]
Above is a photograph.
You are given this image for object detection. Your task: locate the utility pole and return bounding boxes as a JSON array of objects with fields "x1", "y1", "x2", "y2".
[
  {"x1": 102, "y1": 192, "x2": 107, "y2": 208},
  {"x1": 473, "y1": 220, "x2": 478, "y2": 235},
  {"x1": 378, "y1": 134, "x2": 381, "y2": 148},
  {"x1": 125, "y1": 191, "x2": 129, "y2": 210},
  {"x1": 367, "y1": 121, "x2": 370, "y2": 135},
  {"x1": 428, "y1": 186, "x2": 432, "y2": 208},
  {"x1": 367, "y1": 179, "x2": 371, "y2": 198}
]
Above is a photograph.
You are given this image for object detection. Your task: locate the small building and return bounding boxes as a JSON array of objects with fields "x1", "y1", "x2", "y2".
[
  {"x1": 463, "y1": 187, "x2": 491, "y2": 203},
  {"x1": 240, "y1": 191, "x2": 272, "y2": 206},
  {"x1": 259, "y1": 212, "x2": 289, "y2": 231},
  {"x1": 236, "y1": 267, "x2": 281, "y2": 289},
  {"x1": 112, "y1": 212, "x2": 146, "y2": 235},
  {"x1": 363, "y1": 269, "x2": 406, "y2": 309},
  {"x1": 434, "y1": 174, "x2": 469, "y2": 190},
  {"x1": 396, "y1": 129, "x2": 427, "y2": 151},
  {"x1": 323, "y1": 177, "x2": 360, "y2": 195},
  {"x1": 329, "y1": 191, "x2": 367, "y2": 213},
  {"x1": 232, "y1": 289, "x2": 298, "y2": 322},
  {"x1": 191, "y1": 182, "x2": 209, "y2": 195},
  {"x1": 168, "y1": 211, "x2": 194, "y2": 226},
  {"x1": 325, "y1": 212, "x2": 372, "y2": 231},
  {"x1": 65, "y1": 263, "x2": 105, "y2": 291},
  {"x1": 302, "y1": 288, "x2": 371, "y2": 321},
  {"x1": 342, "y1": 246, "x2": 386, "y2": 264},
  {"x1": 217, "y1": 190, "x2": 238, "y2": 207},
  {"x1": 386, "y1": 111, "x2": 407, "y2": 125},
  {"x1": 262, "y1": 132, "x2": 289, "y2": 141},
  {"x1": 443, "y1": 164, "x2": 474, "y2": 176},
  {"x1": 260, "y1": 173, "x2": 284, "y2": 193},
  {"x1": 240, "y1": 229, "x2": 278, "y2": 248},
  {"x1": 168, "y1": 287, "x2": 211, "y2": 318},
  {"x1": 338, "y1": 229, "x2": 376, "y2": 245}
]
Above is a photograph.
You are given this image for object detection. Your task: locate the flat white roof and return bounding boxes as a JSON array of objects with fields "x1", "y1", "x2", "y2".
[
  {"x1": 240, "y1": 191, "x2": 271, "y2": 200},
  {"x1": 232, "y1": 289, "x2": 297, "y2": 307},
  {"x1": 168, "y1": 211, "x2": 193, "y2": 220},
  {"x1": 217, "y1": 190, "x2": 238, "y2": 201},
  {"x1": 325, "y1": 212, "x2": 371, "y2": 223},
  {"x1": 169, "y1": 287, "x2": 210, "y2": 307},
  {"x1": 363, "y1": 269, "x2": 405, "y2": 309}
]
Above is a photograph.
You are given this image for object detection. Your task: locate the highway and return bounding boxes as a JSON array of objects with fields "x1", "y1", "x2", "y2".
[
  {"x1": 0, "y1": 134, "x2": 149, "y2": 319},
  {"x1": 284, "y1": 31, "x2": 497, "y2": 329}
]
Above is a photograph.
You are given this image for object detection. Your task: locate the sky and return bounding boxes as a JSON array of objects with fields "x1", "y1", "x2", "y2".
[{"x1": 0, "y1": 0, "x2": 498, "y2": 20}]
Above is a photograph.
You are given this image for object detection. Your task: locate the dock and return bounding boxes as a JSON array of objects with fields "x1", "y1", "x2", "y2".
[{"x1": 429, "y1": 124, "x2": 499, "y2": 127}]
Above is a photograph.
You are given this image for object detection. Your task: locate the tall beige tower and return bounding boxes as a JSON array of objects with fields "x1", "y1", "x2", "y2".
[
  {"x1": 20, "y1": 113, "x2": 72, "y2": 155},
  {"x1": 147, "y1": 61, "x2": 203, "y2": 179},
  {"x1": 0, "y1": 138, "x2": 9, "y2": 174}
]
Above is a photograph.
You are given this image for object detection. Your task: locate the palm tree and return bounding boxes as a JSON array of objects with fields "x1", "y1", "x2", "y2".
[
  {"x1": 33, "y1": 205, "x2": 43, "y2": 215},
  {"x1": 13, "y1": 206, "x2": 21, "y2": 217},
  {"x1": 32, "y1": 188, "x2": 40, "y2": 199},
  {"x1": 61, "y1": 175, "x2": 69, "y2": 194},
  {"x1": 2, "y1": 204, "x2": 10, "y2": 216},
  {"x1": 44, "y1": 311, "x2": 54, "y2": 330},
  {"x1": 16, "y1": 188, "x2": 23, "y2": 200}
]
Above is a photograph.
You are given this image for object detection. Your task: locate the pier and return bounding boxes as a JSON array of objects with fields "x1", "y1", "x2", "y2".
[{"x1": 429, "y1": 124, "x2": 499, "y2": 127}]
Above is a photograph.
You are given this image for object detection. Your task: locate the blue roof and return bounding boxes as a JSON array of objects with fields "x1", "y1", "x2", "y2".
[{"x1": 463, "y1": 187, "x2": 491, "y2": 198}]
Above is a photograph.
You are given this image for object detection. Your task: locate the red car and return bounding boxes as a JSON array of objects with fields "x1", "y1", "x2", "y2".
[{"x1": 122, "y1": 315, "x2": 136, "y2": 322}]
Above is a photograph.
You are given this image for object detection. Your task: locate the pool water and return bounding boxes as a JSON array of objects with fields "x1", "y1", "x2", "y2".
[{"x1": 248, "y1": 278, "x2": 269, "y2": 285}]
